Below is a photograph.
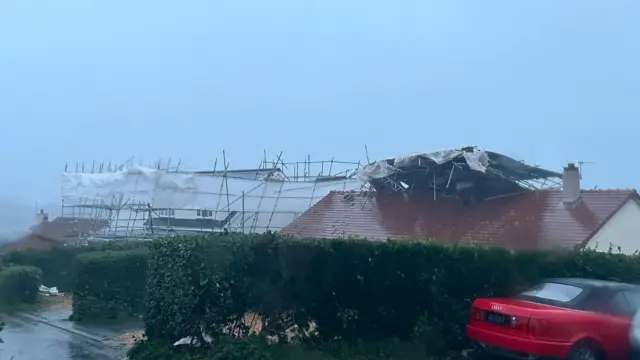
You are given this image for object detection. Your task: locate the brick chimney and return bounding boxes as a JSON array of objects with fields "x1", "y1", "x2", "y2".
[{"x1": 562, "y1": 163, "x2": 581, "y2": 205}]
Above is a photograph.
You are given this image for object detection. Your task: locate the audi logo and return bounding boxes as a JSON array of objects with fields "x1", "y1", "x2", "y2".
[{"x1": 491, "y1": 305, "x2": 502, "y2": 311}]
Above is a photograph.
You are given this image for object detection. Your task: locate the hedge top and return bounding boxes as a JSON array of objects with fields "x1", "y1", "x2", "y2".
[{"x1": 143, "y1": 233, "x2": 640, "y2": 353}]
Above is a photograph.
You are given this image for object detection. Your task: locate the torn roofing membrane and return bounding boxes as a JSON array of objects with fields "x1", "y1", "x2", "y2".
[{"x1": 356, "y1": 146, "x2": 562, "y2": 200}]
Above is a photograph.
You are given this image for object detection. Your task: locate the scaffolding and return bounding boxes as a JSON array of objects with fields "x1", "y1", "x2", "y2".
[
  {"x1": 60, "y1": 152, "x2": 364, "y2": 240},
  {"x1": 58, "y1": 146, "x2": 564, "y2": 242}
]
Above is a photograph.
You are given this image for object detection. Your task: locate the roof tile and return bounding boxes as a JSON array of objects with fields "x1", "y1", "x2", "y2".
[
  {"x1": 280, "y1": 189, "x2": 638, "y2": 250},
  {"x1": 30, "y1": 217, "x2": 109, "y2": 241}
]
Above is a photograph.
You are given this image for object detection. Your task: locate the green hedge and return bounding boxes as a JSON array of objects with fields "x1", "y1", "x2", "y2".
[
  {"x1": 71, "y1": 248, "x2": 149, "y2": 321},
  {"x1": 1, "y1": 240, "x2": 150, "y2": 292},
  {"x1": 2, "y1": 247, "x2": 79, "y2": 291},
  {"x1": 0, "y1": 265, "x2": 42, "y2": 306},
  {"x1": 128, "y1": 337, "x2": 427, "y2": 360},
  {"x1": 143, "y1": 234, "x2": 640, "y2": 353}
]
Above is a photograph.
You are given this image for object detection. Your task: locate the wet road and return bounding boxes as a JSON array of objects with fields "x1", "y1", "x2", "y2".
[{"x1": 0, "y1": 310, "x2": 141, "y2": 360}]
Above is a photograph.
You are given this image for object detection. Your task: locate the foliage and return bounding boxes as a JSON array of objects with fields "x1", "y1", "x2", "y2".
[
  {"x1": 144, "y1": 234, "x2": 254, "y2": 341},
  {"x1": 143, "y1": 233, "x2": 640, "y2": 355},
  {"x1": 128, "y1": 337, "x2": 273, "y2": 360},
  {"x1": 0, "y1": 265, "x2": 42, "y2": 306},
  {"x1": 1, "y1": 240, "x2": 150, "y2": 292},
  {"x1": 127, "y1": 337, "x2": 431, "y2": 360},
  {"x1": 2, "y1": 247, "x2": 78, "y2": 291},
  {"x1": 71, "y1": 248, "x2": 148, "y2": 321}
]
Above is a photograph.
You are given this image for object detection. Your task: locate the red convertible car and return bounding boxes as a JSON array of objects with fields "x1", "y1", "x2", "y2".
[{"x1": 466, "y1": 278, "x2": 640, "y2": 360}]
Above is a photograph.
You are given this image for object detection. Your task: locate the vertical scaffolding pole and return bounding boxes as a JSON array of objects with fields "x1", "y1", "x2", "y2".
[
  {"x1": 241, "y1": 191, "x2": 245, "y2": 234},
  {"x1": 266, "y1": 179, "x2": 285, "y2": 232}
]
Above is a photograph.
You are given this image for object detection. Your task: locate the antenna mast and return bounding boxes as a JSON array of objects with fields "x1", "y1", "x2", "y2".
[{"x1": 576, "y1": 160, "x2": 595, "y2": 180}]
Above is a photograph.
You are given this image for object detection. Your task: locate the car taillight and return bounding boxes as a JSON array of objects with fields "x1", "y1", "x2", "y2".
[
  {"x1": 470, "y1": 307, "x2": 484, "y2": 321},
  {"x1": 509, "y1": 315, "x2": 529, "y2": 331}
]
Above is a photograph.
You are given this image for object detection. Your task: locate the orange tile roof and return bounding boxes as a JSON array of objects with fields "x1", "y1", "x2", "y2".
[
  {"x1": 280, "y1": 189, "x2": 639, "y2": 250},
  {"x1": 0, "y1": 234, "x2": 64, "y2": 255},
  {"x1": 30, "y1": 217, "x2": 109, "y2": 241}
]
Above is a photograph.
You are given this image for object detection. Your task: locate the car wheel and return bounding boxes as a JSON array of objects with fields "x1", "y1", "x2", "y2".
[{"x1": 566, "y1": 342, "x2": 601, "y2": 360}]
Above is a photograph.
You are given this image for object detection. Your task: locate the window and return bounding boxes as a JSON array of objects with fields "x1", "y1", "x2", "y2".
[
  {"x1": 624, "y1": 291, "x2": 640, "y2": 311},
  {"x1": 197, "y1": 209, "x2": 213, "y2": 218},
  {"x1": 520, "y1": 282, "x2": 583, "y2": 303},
  {"x1": 611, "y1": 290, "x2": 640, "y2": 316},
  {"x1": 158, "y1": 209, "x2": 175, "y2": 217}
]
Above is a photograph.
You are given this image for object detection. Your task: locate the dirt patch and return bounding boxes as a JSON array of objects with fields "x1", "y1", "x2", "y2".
[
  {"x1": 114, "y1": 330, "x2": 145, "y2": 346},
  {"x1": 227, "y1": 312, "x2": 317, "y2": 343},
  {"x1": 38, "y1": 294, "x2": 73, "y2": 311},
  {"x1": 0, "y1": 294, "x2": 73, "y2": 314}
]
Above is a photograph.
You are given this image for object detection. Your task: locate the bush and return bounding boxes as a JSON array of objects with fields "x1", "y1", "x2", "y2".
[
  {"x1": 128, "y1": 337, "x2": 274, "y2": 360},
  {"x1": 1, "y1": 240, "x2": 150, "y2": 292},
  {"x1": 143, "y1": 233, "x2": 640, "y2": 355},
  {"x1": 0, "y1": 265, "x2": 42, "y2": 306},
  {"x1": 71, "y1": 248, "x2": 148, "y2": 321},
  {"x1": 127, "y1": 337, "x2": 424, "y2": 360},
  {"x1": 2, "y1": 247, "x2": 78, "y2": 291}
]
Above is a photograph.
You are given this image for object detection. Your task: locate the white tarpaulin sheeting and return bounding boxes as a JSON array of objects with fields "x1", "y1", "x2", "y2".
[
  {"x1": 355, "y1": 160, "x2": 397, "y2": 184},
  {"x1": 61, "y1": 166, "x2": 362, "y2": 232},
  {"x1": 394, "y1": 149, "x2": 465, "y2": 167},
  {"x1": 356, "y1": 148, "x2": 489, "y2": 182}
]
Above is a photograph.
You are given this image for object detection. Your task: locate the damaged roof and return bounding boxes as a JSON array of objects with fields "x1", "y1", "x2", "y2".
[
  {"x1": 280, "y1": 189, "x2": 639, "y2": 250},
  {"x1": 357, "y1": 147, "x2": 562, "y2": 200}
]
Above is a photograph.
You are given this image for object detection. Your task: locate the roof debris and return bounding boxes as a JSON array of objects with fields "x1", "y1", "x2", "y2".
[{"x1": 357, "y1": 146, "x2": 562, "y2": 203}]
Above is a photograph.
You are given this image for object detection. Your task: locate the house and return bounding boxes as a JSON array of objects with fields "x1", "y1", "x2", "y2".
[
  {"x1": 0, "y1": 234, "x2": 63, "y2": 254},
  {"x1": 0, "y1": 213, "x2": 109, "y2": 254},
  {"x1": 281, "y1": 163, "x2": 640, "y2": 254},
  {"x1": 142, "y1": 211, "x2": 239, "y2": 234},
  {"x1": 61, "y1": 166, "x2": 363, "y2": 236}
]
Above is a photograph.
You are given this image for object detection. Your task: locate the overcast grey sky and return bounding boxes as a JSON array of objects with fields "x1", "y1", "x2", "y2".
[{"x1": 1, "y1": 0, "x2": 639, "y2": 229}]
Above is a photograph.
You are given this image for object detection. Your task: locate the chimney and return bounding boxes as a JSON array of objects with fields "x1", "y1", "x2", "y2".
[
  {"x1": 563, "y1": 163, "x2": 581, "y2": 204},
  {"x1": 35, "y1": 209, "x2": 50, "y2": 224}
]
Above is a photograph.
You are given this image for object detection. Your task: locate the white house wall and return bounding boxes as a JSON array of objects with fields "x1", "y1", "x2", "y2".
[
  {"x1": 61, "y1": 166, "x2": 363, "y2": 233},
  {"x1": 586, "y1": 200, "x2": 640, "y2": 255}
]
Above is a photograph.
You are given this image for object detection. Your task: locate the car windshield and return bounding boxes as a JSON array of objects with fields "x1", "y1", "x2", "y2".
[{"x1": 519, "y1": 282, "x2": 583, "y2": 303}]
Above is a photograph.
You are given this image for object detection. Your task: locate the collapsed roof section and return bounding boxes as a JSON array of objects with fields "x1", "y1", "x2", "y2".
[{"x1": 357, "y1": 146, "x2": 562, "y2": 203}]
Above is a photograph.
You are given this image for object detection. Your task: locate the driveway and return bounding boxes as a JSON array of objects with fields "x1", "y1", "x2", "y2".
[{"x1": 0, "y1": 309, "x2": 142, "y2": 360}]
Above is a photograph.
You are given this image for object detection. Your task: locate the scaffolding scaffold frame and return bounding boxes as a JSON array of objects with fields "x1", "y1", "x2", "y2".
[{"x1": 60, "y1": 151, "x2": 365, "y2": 240}]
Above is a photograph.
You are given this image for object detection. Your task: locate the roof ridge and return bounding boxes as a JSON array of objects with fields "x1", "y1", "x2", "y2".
[
  {"x1": 579, "y1": 188, "x2": 637, "y2": 193},
  {"x1": 330, "y1": 188, "x2": 638, "y2": 194}
]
